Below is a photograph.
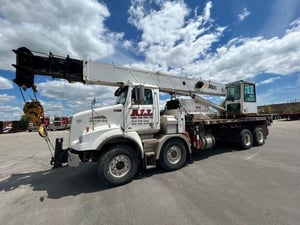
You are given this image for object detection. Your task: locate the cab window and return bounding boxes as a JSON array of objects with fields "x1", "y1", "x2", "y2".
[
  {"x1": 144, "y1": 89, "x2": 153, "y2": 105},
  {"x1": 227, "y1": 84, "x2": 240, "y2": 101},
  {"x1": 244, "y1": 83, "x2": 256, "y2": 102},
  {"x1": 131, "y1": 87, "x2": 153, "y2": 105}
]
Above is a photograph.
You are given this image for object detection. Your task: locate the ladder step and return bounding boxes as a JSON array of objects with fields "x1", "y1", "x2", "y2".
[
  {"x1": 145, "y1": 151, "x2": 156, "y2": 169},
  {"x1": 145, "y1": 151, "x2": 155, "y2": 156}
]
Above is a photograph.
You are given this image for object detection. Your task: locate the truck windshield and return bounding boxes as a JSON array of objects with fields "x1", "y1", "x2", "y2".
[{"x1": 116, "y1": 87, "x2": 128, "y2": 105}]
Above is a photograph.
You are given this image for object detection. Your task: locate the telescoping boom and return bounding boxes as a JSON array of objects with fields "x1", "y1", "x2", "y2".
[{"x1": 13, "y1": 47, "x2": 226, "y2": 96}]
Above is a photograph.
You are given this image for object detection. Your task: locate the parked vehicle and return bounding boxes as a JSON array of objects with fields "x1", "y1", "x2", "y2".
[
  {"x1": 48, "y1": 116, "x2": 70, "y2": 131},
  {"x1": 28, "y1": 116, "x2": 49, "y2": 132},
  {"x1": 13, "y1": 47, "x2": 270, "y2": 186}
]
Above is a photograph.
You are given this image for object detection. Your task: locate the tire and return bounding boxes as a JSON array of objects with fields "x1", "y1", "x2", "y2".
[
  {"x1": 239, "y1": 129, "x2": 253, "y2": 149},
  {"x1": 97, "y1": 145, "x2": 139, "y2": 186},
  {"x1": 159, "y1": 139, "x2": 187, "y2": 171},
  {"x1": 253, "y1": 127, "x2": 265, "y2": 146}
]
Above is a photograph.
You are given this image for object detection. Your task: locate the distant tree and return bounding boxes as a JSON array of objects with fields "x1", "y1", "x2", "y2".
[
  {"x1": 19, "y1": 115, "x2": 29, "y2": 129},
  {"x1": 263, "y1": 105, "x2": 273, "y2": 114},
  {"x1": 284, "y1": 105, "x2": 300, "y2": 113}
]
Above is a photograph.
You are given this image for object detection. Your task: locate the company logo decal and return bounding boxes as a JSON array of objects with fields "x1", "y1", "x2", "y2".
[{"x1": 130, "y1": 109, "x2": 153, "y2": 125}]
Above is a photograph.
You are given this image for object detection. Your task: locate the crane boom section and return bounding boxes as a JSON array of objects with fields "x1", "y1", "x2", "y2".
[
  {"x1": 84, "y1": 61, "x2": 225, "y2": 96},
  {"x1": 12, "y1": 47, "x2": 83, "y2": 88},
  {"x1": 13, "y1": 47, "x2": 225, "y2": 96}
]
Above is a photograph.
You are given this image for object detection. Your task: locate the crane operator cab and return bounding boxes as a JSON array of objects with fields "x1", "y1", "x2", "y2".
[{"x1": 225, "y1": 80, "x2": 257, "y2": 116}]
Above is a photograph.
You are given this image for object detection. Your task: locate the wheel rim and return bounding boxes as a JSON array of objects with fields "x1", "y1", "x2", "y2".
[
  {"x1": 257, "y1": 130, "x2": 264, "y2": 143},
  {"x1": 167, "y1": 145, "x2": 182, "y2": 164},
  {"x1": 243, "y1": 133, "x2": 251, "y2": 146},
  {"x1": 109, "y1": 154, "x2": 131, "y2": 178}
]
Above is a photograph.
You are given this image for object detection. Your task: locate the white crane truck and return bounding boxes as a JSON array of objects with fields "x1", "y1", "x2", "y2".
[{"x1": 13, "y1": 47, "x2": 269, "y2": 186}]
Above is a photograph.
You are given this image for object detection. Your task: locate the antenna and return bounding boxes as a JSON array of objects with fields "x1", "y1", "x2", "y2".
[{"x1": 91, "y1": 97, "x2": 96, "y2": 131}]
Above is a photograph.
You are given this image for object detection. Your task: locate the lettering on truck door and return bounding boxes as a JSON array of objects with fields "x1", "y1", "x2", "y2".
[{"x1": 127, "y1": 86, "x2": 156, "y2": 131}]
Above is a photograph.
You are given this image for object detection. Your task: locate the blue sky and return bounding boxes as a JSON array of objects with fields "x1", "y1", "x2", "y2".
[{"x1": 0, "y1": 0, "x2": 300, "y2": 121}]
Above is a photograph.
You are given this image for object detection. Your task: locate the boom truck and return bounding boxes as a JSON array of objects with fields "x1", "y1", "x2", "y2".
[{"x1": 12, "y1": 47, "x2": 269, "y2": 186}]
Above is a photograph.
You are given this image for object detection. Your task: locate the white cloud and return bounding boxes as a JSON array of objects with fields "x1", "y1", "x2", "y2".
[
  {"x1": 238, "y1": 8, "x2": 250, "y2": 21},
  {"x1": 0, "y1": 76, "x2": 13, "y2": 89},
  {"x1": 40, "y1": 100, "x2": 64, "y2": 116},
  {"x1": 122, "y1": 40, "x2": 134, "y2": 50},
  {"x1": 0, "y1": 0, "x2": 123, "y2": 71},
  {"x1": 0, "y1": 94, "x2": 15, "y2": 103},
  {"x1": 257, "y1": 77, "x2": 281, "y2": 86},
  {"x1": 0, "y1": 93, "x2": 20, "y2": 121},
  {"x1": 185, "y1": 19, "x2": 300, "y2": 82},
  {"x1": 128, "y1": 1, "x2": 225, "y2": 68},
  {"x1": 127, "y1": 1, "x2": 300, "y2": 85},
  {"x1": 38, "y1": 80, "x2": 116, "y2": 114},
  {"x1": 257, "y1": 76, "x2": 300, "y2": 105},
  {"x1": 256, "y1": 74, "x2": 300, "y2": 105},
  {"x1": 203, "y1": 1, "x2": 213, "y2": 22},
  {"x1": 0, "y1": 92, "x2": 22, "y2": 121},
  {"x1": 0, "y1": 105, "x2": 23, "y2": 121}
]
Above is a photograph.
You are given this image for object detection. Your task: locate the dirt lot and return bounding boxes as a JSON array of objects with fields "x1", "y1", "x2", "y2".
[{"x1": 0, "y1": 120, "x2": 300, "y2": 225}]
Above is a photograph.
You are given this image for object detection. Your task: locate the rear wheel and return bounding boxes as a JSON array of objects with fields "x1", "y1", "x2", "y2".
[
  {"x1": 97, "y1": 145, "x2": 139, "y2": 186},
  {"x1": 159, "y1": 139, "x2": 187, "y2": 171},
  {"x1": 253, "y1": 127, "x2": 265, "y2": 146},
  {"x1": 239, "y1": 129, "x2": 253, "y2": 149}
]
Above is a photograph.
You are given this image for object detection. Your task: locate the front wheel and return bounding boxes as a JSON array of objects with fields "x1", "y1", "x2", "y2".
[
  {"x1": 159, "y1": 139, "x2": 187, "y2": 171},
  {"x1": 97, "y1": 145, "x2": 139, "y2": 186}
]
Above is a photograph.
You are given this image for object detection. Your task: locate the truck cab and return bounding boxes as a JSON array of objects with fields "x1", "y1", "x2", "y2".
[
  {"x1": 48, "y1": 116, "x2": 69, "y2": 130},
  {"x1": 69, "y1": 82, "x2": 160, "y2": 152}
]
